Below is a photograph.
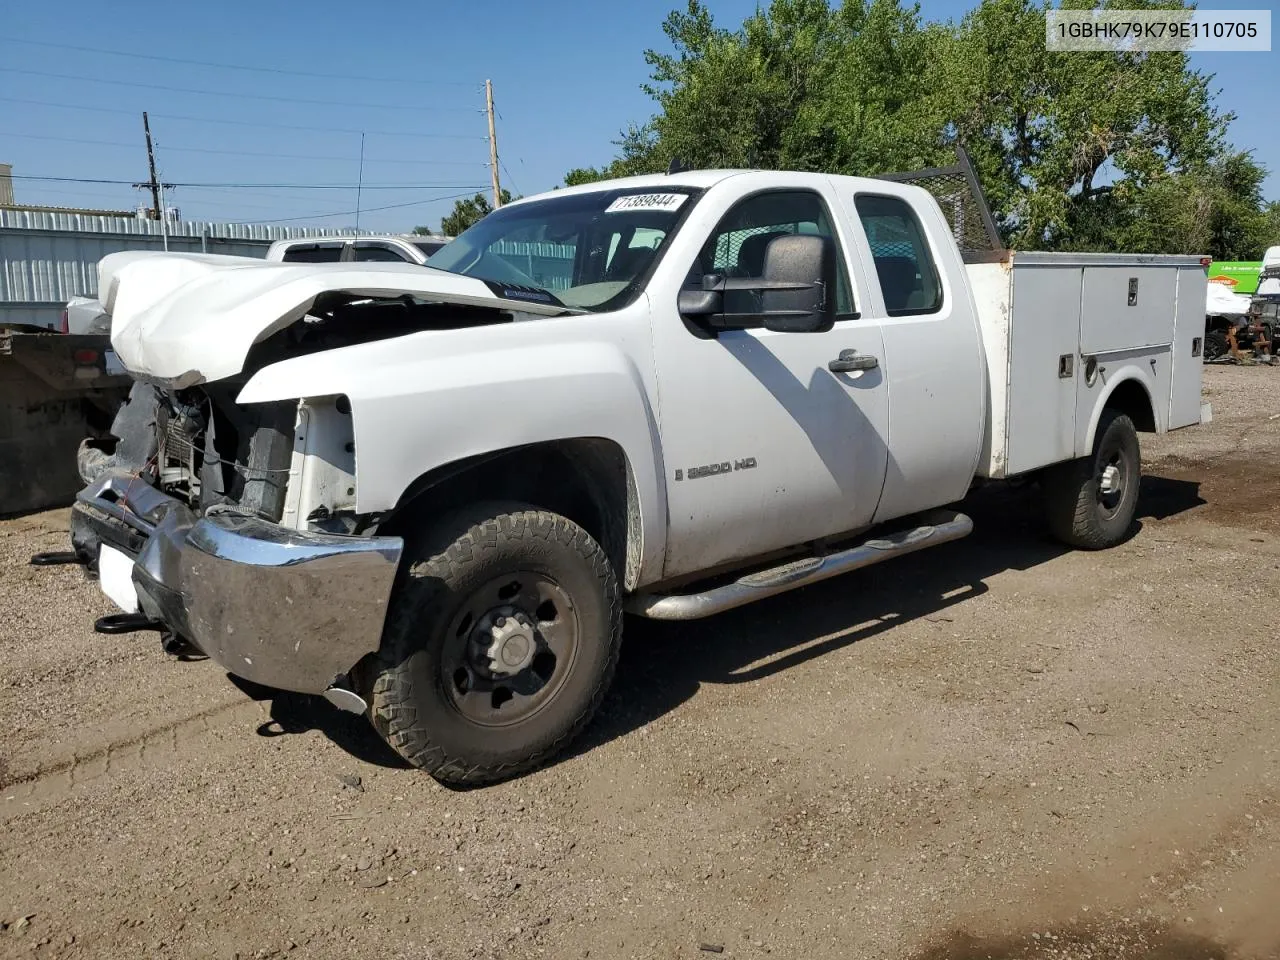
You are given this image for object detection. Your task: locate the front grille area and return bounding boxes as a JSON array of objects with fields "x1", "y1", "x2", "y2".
[
  {"x1": 157, "y1": 408, "x2": 203, "y2": 503},
  {"x1": 161, "y1": 416, "x2": 196, "y2": 464}
]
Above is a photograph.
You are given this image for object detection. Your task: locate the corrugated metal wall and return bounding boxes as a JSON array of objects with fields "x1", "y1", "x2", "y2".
[{"x1": 0, "y1": 211, "x2": 378, "y2": 329}]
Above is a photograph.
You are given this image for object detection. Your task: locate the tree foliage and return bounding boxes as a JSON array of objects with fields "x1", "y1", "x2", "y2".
[
  {"x1": 438, "y1": 189, "x2": 516, "y2": 236},
  {"x1": 565, "y1": 0, "x2": 1275, "y2": 258}
]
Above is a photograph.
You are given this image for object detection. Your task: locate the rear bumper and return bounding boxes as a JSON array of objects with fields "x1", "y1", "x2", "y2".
[{"x1": 70, "y1": 473, "x2": 403, "y2": 695}]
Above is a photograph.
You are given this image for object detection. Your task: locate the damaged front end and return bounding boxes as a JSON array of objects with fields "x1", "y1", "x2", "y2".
[
  {"x1": 70, "y1": 377, "x2": 402, "y2": 708},
  {"x1": 64, "y1": 252, "x2": 555, "y2": 704},
  {"x1": 68, "y1": 312, "x2": 428, "y2": 707}
]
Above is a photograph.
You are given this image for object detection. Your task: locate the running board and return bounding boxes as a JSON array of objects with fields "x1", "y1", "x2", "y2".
[{"x1": 626, "y1": 510, "x2": 974, "y2": 620}]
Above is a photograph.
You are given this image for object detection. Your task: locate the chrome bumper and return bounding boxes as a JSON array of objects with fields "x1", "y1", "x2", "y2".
[{"x1": 70, "y1": 474, "x2": 403, "y2": 696}]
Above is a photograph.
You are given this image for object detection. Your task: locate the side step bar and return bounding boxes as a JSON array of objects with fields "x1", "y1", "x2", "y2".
[{"x1": 626, "y1": 510, "x2": 973, "y2": 621}]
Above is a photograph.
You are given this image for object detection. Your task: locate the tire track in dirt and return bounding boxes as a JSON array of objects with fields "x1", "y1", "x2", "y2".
[{"x1": 0, "y1": 696, "x2": 259, "y2": 820}]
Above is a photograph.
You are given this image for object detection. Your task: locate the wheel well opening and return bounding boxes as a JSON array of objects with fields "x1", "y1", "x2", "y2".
[
  {"x1": 379, "y1": 439, "x2": 634, "y2": 585},
  {"x1": 1105, "y1": 379, "x2": 1156, "y2": 433}
]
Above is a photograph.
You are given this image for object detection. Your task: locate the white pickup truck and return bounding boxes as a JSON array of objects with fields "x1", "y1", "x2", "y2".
[
  {"x1": 62, "y1": 166, "x2": 1209, "y2": 786},
  {"x1": 264, "y1": 233, "x2": 451, "y2": 265}
]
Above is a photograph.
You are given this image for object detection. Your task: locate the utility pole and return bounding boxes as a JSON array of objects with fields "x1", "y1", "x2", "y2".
[
  {"x1": 355, "y1": 132, "x2": 365, "y2": 230},
  {"x1": 485, "y1": 79, "x2": 502, "y2": 209},
  {"x1": 142, "y1": 112, "x2": 161, "y2": 220}
]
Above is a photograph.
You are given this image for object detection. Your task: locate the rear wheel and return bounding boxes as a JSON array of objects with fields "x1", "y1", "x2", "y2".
[
  {"x1": 367, "y1": 502, "x2": 621, "y2": 786},
  {"x1": 1042, "y1": 409, "x2": 1141, "y2": 550}
]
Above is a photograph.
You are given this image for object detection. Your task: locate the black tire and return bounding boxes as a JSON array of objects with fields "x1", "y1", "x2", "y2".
[
  {"x1": 367, "y1": 501, "x2": 621, "y2": 787},
  {"x1": 1203, "y1": 328, "x2": 1229, "y2": 362},
  {"x1": 1042, "y1": 410, "x2": 1141, "y2": 550}
]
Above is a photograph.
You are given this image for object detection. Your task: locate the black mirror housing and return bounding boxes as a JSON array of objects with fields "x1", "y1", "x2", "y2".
[
  {"x1": 679, "y1": 236, "x2": 837, "y2": 333},
  {"x1": 758, "y1": 234, "x2": 837, "y2": 333},
  {"x1": 677, "y1": 287, "x2": 721, "y2": 317}
]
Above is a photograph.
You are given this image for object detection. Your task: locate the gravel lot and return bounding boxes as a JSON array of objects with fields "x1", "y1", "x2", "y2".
[{"x1": 2, "y1": 365, "x2": 1278, "y2": 960}]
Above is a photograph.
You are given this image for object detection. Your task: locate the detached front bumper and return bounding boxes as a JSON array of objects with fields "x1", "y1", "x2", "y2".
[{"x1": 70, "y1": 474, "x2": 403, "y2": 698}]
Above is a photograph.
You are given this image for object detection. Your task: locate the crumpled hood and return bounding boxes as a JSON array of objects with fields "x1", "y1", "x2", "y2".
[{"x1": 101, "y1": 250, "x2": 566, "y2": 387}]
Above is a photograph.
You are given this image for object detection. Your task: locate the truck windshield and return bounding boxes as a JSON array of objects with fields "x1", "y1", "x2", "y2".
[{"x1": 424, "y1": 188, "x2": 700, "y2": 312}]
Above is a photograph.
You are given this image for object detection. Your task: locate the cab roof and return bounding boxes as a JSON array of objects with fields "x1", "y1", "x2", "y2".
[{"x1": 505, "y1": 169, "x2": 917, "y2": 207}]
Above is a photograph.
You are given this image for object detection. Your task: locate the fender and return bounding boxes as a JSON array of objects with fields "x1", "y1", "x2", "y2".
[
  {"x1": 237, "y1": 302, "x2": 670, "y2": 586},
  {"x1": 1080, "y1": 363, "x2": 1161, "y2": 454}
]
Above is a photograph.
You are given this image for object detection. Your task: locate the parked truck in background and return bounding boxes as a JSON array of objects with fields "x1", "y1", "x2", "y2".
[
  {"x1": 265, "y1": 234, "x2": 451, "y2": 265},
  {"x1": 59, "y1": 158, "x2": 1209, "y2": 786}
]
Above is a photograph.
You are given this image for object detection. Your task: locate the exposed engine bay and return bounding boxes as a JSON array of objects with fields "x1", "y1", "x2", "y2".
[{"x1": 80, "y1": 292, "x2": 523, "y2": 532}]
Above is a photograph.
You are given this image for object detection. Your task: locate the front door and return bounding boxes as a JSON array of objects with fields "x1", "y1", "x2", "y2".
[{"x1": 651, "y1": 187, "x2": 890, "y2": 580}]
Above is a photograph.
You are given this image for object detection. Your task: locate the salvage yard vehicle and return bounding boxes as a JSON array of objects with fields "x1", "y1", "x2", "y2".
[
  {"x1": 265, "y1": 233, "x2": 451, "y2": 265},
  {"x1": 55, "y1": 158, "x2": 1210, "y2": 786}
]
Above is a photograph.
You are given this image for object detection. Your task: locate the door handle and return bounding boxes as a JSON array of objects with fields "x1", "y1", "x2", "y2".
[{"x1": 828, "y1": 349, "x2": 878, "y2": 373}]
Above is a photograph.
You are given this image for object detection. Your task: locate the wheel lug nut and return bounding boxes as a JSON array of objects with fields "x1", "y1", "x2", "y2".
[{"x1": 494, "y1": 616, "x2": 506, "y2": 627}]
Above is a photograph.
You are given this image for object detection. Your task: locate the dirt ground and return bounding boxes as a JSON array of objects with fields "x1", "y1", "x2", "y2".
[{"x1": 2, "y1": 365, "x2": 1279, "y2": 960}]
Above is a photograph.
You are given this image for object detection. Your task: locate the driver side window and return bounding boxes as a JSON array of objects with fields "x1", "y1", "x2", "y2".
[{"x1": 691, "y1": 191, "x2": 856, "y2": 317}]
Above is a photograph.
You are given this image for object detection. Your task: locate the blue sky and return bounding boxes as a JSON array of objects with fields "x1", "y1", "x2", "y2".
[{"x1": 1, "y1": 0, "x2": 1274, "y2": 234}]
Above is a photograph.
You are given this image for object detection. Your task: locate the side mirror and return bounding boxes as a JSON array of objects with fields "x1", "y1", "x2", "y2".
[
  {"x1": 678, "y1": 234, "x2": 837, "y2": 333},
  {"x1": 677, "y1": 286, "x2": 720, "y2": 317},
  {"x1": 757, "y1": 234, "x2": 837, "y2": 333}
]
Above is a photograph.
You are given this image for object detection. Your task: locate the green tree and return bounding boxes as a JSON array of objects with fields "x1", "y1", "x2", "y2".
[
  {"x1": 941, "y1": 0, "x2": 1231, "y2": 247},
  {"x1": 439, "y1": 189, "x2": 516, "y2": 236},
  {"x1": 1262, "y1": 202, "x2": 1280, "y2": 252},
  {"x1": 1083, "y1": 151, "x2": 1278, "y2": 260},
  {"x1": 636, "y1": 0, "x2": 948, "y2": 173},
  {"x1": 564, "y1": 0, "x2": 1268, "y2": 255},
  {"x1": 563, "y1": 124, "x2": 663, "y2": 186}
]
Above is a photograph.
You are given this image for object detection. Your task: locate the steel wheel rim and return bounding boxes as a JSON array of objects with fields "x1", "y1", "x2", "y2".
[
  {"x1": 1095, "y1": 439, "x2": 1132, "y2": 519},
  {"x1": 439, "y1": 572, "x2": 580, "y2": 728}
]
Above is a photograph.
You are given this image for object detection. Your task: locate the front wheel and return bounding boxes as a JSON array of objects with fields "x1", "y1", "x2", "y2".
[
  {"x1": 367, "y1": 502, "x2": 622, "y2": 787},
  {"x1": 1042, "y1": 410, "x2": 1141, "y2": 550}
]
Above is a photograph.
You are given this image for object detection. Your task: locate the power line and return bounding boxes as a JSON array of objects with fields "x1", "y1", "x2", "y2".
[
  {"x1": 13, "y1": 186, "x2": 479, "y2": 222},
  {"x1": 8, "y1": 175, "x2": 490, "y2": 190},
  {"x1": 4, "y1": 185, "x2": 140, "y2": 206},
  {"x1": 163, "y1": 145, "x2": 484, "y2": 167},
  {"x1": 0, "y1": 96, "x2": 487, "y2": 139},
  {"x1": 171, "y1": 185, "x2": 384, "y2": 206},
  {"x1": 231, "y1": 191, "x2": 482, "y2": 225},
  {"x1": 499, "y1": 158, "x2": 522, "y2": 197},
  {"x1": 0, "y1": 38, "x2": 484, "y2": 89},
  {"x1": 0, "y1": 66, "x2": 482, "y2": 113},
  {"x1": 6, "y1": 132, "x2": 137, "y2": 149},
  {"x1": 492, "y1": 104, "x2": 527, "y2": 197},
  {"x1": 5, "y1": 131, "x2": 487, "y2": 166}
]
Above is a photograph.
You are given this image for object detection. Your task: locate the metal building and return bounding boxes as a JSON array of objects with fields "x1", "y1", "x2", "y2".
[{"x1": 0, "y1": 210, "x2": 370, "y2": 329}]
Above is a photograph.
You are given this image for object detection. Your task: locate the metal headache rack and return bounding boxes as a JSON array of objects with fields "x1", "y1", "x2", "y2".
[{"x1": 876, "y1": 145, "x2": 1007, "y2": 262}]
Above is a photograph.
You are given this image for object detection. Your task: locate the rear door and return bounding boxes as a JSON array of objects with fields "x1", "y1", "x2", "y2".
[{"x1": 838, "y1": 188, "x2": 986, "y2": 522}]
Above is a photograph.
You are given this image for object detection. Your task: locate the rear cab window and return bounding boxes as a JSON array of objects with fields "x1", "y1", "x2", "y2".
[
  {"x1": 853, "y1": 195, "x2": 943, "y2": 316},
  {"x1": 281, "y1": 242, "x2": 346, "y2": 263},
  {"x1": 353, "y1": 242, "x2": 412, "y2": 263}
]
